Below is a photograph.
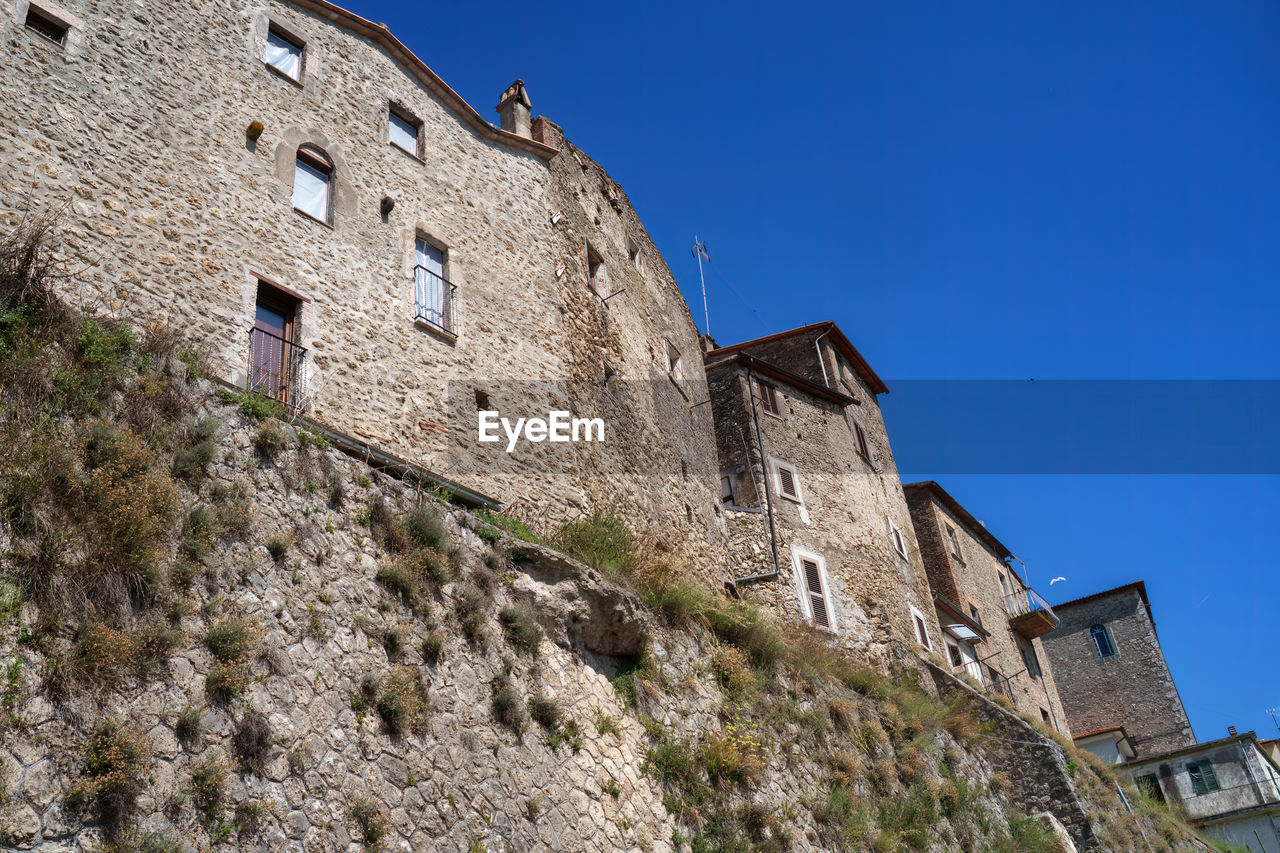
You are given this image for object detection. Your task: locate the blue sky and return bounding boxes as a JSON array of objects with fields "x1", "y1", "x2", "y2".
[{"x1": 360, "y1": 1, "x2": 1279, "y2": 740}]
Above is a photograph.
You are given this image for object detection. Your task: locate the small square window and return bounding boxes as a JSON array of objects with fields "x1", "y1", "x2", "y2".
[
  {"x1": 772, "y1": 460, "x2": 802, "y2": 503},
  {"x1": 720, "y1": 475, "x2": 735, "y2": 505},
  {"x1": 665, "y1": 340, "x2": 685, "y2": 383},
  {"x1": 265, "y1": 26, "x2": 304, "y2": 81},
  {"x1": 755, "y1": 379, "x2": 781, "y2": 416},
  {"x1": 946, "y1": 643, "x2": 963, "y2": 668},
  {"x1": 389, "y1": 109, "x2": 421, "y2": 157},
  {"x1": 24, "y1": 6, "x2": 69, "y2": 45},
  {"x1": 1188, "y1": 762, "x2": 1220, "y2": 795}
]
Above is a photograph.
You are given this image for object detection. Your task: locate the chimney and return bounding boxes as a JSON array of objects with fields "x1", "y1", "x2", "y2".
[
  {"x1": 1229, "y1": 726, "x2": 1238, "y2": 737},
  {"x1": 496, "y1": 80, "x2": 532, "y2": 139}
]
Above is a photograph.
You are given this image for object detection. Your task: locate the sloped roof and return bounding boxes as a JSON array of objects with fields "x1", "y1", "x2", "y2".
[
  {"x1": 903, "y1": 481, "x2": 1016, "y2": 565},
  {"x1": 706, "y1": 321, "x2": 889, "y2": 396},
  {"x1": 287, "y1": 0, "x2": 558, "y2": 160},
  {"x1": 703, "y1": 351, "x2": 856, "y2": 406},
  {"x1": 1051, "y1": 581, "x2": 1150, "y2": 613}
]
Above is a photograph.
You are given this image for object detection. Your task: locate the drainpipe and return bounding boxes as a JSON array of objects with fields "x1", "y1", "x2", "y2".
[
  {"x1": 731, "y1": 361, "x2": 781, "y2": 588},
  {"x1": 814, "y1": 328, "x2": 831, "y2": 387}
]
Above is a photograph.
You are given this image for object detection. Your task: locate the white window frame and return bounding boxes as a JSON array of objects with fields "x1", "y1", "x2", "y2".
[
  {"x1": 791, "y1": 547, "x2": 837, "y2": 633},
  {"x1": 770, "y1": 458, "x2": 803, "y2": 505},
  {"x1": 909, "y1": 604, "x2": 932, "y2": 650},
  {"x1": 292, "y1": 147, "x2": 332, "y2": 224},
  {"x1": 888, "y1": 516, "x2": 907, "y2": 558},
  {"x1": 1090, "y1": 623, "x2": 1117, "y2": 659}
]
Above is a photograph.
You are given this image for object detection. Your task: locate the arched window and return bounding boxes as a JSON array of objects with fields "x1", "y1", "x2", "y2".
[
  {"x1": 1090, "y1": 623, "x2": 1116, "y2": 659},
  {"x1": 293, "y1": 146, "x2": 332, "y2": 223}
]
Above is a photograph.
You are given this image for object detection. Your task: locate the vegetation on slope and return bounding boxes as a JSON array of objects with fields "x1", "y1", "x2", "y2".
[{"x1": 0, "y1": 219, "x2": 1218, "y2": 851}]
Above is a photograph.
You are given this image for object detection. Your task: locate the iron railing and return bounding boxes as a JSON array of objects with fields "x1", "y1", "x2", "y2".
[
  {"x1": 248, "y1": 327, "x2": 307, "y2": 408},
  {"x1": 414, "y1": 265, "x2": 457, "y2": 336},
  {"x1": 1004, "y1": 586, "x2": 1058, "y2": 625},
  {"x1": 983, "y1": 664, "x2": 1017, "y2": 703}
]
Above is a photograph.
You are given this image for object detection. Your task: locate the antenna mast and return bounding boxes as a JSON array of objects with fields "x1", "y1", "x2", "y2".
[{"x1": 692, "y1": 236, "x2": 710, "y2": 335}]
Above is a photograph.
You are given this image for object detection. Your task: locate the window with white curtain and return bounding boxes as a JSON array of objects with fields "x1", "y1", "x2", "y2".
[
  {"x1": 414, "y1": 238, "x2": 449, "y2": 331},
  {"x1": 389, "y1": 110, "x2": 421, "y2": 156},
  {"x1": 292, "y1": 148, "x2": 331, "y2": 223},
  {"x1": 265, "y1": 27, "x2": 303, "y2": 81}
]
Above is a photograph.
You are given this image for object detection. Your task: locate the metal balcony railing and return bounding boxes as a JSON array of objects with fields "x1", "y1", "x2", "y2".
[
  {"x1": 248, "y1": 327, "x2": 307, "y2": 409},
  {"x1": 1004, "y1": 586, "x2": 1060, "y2": 639},
  {"x1": 414, "y1": 265, "x2": 457, "y2": 336}
]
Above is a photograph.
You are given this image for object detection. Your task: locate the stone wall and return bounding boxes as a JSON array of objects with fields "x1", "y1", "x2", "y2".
[
  {"x1": 1041, "y1": 585, "x2": 1196, "y2": 756},
  {"x1": 705, "y1": 351, "x2": 941, "y2": 663},
  {"x1": 905, "y1": 484, "x2": 1070, "y2": 735},
  {"x1": 0, "y1": 0, "x2": 722, "y2": 563}
]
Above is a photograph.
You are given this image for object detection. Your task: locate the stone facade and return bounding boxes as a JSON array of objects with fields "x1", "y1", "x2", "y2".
[
  {"x1": 704, "y1": 323, "x2": 941, "y2": 660},
  {"x1": 904, "y1": 481, "x2": 1070, "y2": 735},
  {"x1": 1041, "y1": 582, "x2": 1196, "y2": 757},
  {"x1": 1120, "y1": 733, "x2": 1280, "y2": 852},
  {"x1": 0, "y1": 0, "x2": 722, "y2": 560}
]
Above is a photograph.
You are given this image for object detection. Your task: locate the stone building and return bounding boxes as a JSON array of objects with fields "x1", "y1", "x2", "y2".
[
  {"x1": 1122, "y1": 731, "x2": 1280, "y2": 853},
  {"x1": 903, "y1": 480, "x2": 1069, "y2": 733},
  {"x1": 703, "y1": 322, "x2": 941, "y2": 658},
  {"x1": 1041, "y1": 581, "x2": 1196, "y2": 758},
  {"x1": 0, "y1": 0, "x2": 720, "y2": 554}
]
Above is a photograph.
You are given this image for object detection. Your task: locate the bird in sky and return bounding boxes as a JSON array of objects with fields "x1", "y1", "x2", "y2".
[{"x1": 1049, "y1": 577, "x2": 1067, "y2": 585}]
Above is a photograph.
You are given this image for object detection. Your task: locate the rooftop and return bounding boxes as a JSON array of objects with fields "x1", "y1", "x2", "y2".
[{"x1": 705, "y1": 321, "x2": 889, "y2": 396}]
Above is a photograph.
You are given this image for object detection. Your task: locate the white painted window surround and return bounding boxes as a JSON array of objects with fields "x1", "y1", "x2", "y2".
[
  {"x1": 791, "y1": 547, "x2": 837, "y2": 633},
  {"x1": 292, "y1": 154, "x2": 330, "y2": 221},
  {"x1": 389, "y1": 111, "x2": 420, "y2": 155},
  {"x1": 770, "y1": 458, "x2": 802, "y2": 504},
  {"x1": 909, "y1": 604, "x2": 932, "y2": 650}
]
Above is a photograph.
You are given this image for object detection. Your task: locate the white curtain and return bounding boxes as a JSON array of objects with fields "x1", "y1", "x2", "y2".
[
  {"x1": 415, "y1": 239, "x2": 445, "y2": 326},
  {"x1": 293, "y1": 159, "x2": 329, "y2": 221},
  {"x1": 265, "y1": 32, "x2": 302, "y2": 79},
  {"x1": 389, "y1": 112, "x2": 418, "y2": 154}
]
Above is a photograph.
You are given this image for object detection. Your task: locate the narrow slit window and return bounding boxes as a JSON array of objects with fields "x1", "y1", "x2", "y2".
[
  {"x1": 853, "y1": 421, "x2": 870, "y2": 459},
  {"x1": 265, "y1": 26, "x2": 304, "y2": 81},
  {"x1": 889, "y1": 518, "x2": 907, "y2": 558},
  {"x1": 911, "y1": 606, "x2": 932, "y2": 650},
  {"x1": 720, "y1": 475, "x2": 735, "y2": 505},
  {"x1": 25, "y1": 7, "x2": 68, "y2": 45},
  {"x1": 1090, "y1": 624, "x2": 1116, "y2": 659},
  {"x1": 389, "y1": 109, "x2": 421, "y2": 156},
  {"x1": 293, "y1": 147, "x2": 332, "y2": 223},
  {"x1": 946, "y1": 524, "x2": 961, "y2": 558},
  {"x1": 665, "y1": 340, "x2": 685, "y2": 383},
  {"x1": 587, "y1": 245, "x2": 608, "y2": 298}
]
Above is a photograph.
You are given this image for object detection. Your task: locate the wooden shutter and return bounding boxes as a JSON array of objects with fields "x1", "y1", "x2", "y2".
[
  {"x1": 854, "y1": 421, "x2": 869, "y2": 458},
  {"x1": 801, "y1": 559, "x2": 829, "y2": 628},
  {"x1": 1189, "y1": 764, "x2": 1208, "y2": 795},
  {"x1": 757, "y1": 381, "x2": 780, "y2": 415},
  {"x1": 777, "y1": 465, "x2": 797, "y2": 499}
]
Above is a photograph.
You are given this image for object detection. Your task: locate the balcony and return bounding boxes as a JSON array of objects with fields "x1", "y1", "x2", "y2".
[
  {"x1": 248, "y1": 327, "x2": 307, "y2": 409},
  {"x1": 414, "y1": 265, "x2": 457, "y2": 338},
  {"x1": 1005, "y1": 586, "x2": 1060, "y2": 639}
]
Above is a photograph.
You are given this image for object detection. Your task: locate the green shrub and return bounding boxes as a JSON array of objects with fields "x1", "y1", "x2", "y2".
[
  {"x1": 528, "y1": 694, "x2": 561, "y2": 730},
  {"x1": 298, "y1": 429, "x2": 329, "y2": 449},
  {"x1": 174, "y1": 704, "x2": 204, "y2": 747},
  {"x1": 491, "y1": 676, "x2": 524, "y2": 733},
  {"x1": 205, "y1": 661, "x2": 249, "y2": 703},
  {"x1": 499, "y1": 603, "x2": 542, "y2": 656},
  {"x1": 349, "y1": 795, "x2": 390, "y2": 851},
  {"x1": 455, "y1": 583, "x2": 487, "y2": 647},
  {"x1": 555, "y1": 513, "x2": 634, "y2": 573},
  {"x1": 265, "y1": 535, "x2": 290, "y2": 562},
  {"x1": 67, "y1": 719, "x2": 150, "y2": 837},
  {"x1": 403, "y1": 504, "x2": 448, "y2": 550},
  {"x1": 474, "y1": 509, "x2": 542, "y2": 543},
  {"x1": 205, "y1": 618, "x2": 256, "y2": 662},
  {"x1": 420, "y1": 632, "x2": 444, "y2": 664},
  {"x1": 376, "y1": 666, "x2": 429, "y2": 736},
  {"x1": 253, "y1": 420, "x2": 288, "y2": 458},
  {"x1": 189, "y1": 753, "x2": 229, "y2": 827},
  {"x1": 219, "y1": 387, "x2": 284, "y2": 421}
]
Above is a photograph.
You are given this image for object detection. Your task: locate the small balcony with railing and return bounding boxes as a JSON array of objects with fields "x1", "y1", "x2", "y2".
[
  {"x1": 414, "y1": 265, "x2": 457, "y2": 339},
  {"x1": 1004, "y1": 585, "x2": 1060, "y2": 639},
  {"x1": 248, "y1": 327, "x2": 308, "y2": 409}
]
